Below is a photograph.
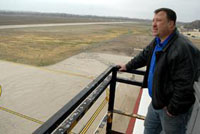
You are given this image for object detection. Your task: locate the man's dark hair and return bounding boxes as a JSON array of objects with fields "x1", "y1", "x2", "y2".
[{"x1": 154, "y1": 8, "x2": 177, "y2": 25}]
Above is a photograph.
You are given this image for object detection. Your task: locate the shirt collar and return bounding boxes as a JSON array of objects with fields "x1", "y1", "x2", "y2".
[{"x1": 156, "y1": 32, "x2": 175, "y2": 48}]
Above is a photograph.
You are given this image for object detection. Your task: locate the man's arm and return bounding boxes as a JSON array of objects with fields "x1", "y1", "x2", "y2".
[{"x1": 125, "y1": 44, "x2": 152, "y2": 71}]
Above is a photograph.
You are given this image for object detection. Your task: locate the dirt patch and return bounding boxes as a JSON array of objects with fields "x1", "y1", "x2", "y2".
[{"x1": 87, "y1": 32, "x2": 152, "y2": 57}]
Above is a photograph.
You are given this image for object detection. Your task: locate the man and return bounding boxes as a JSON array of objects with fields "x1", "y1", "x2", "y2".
[{"x1": 119, "y1": 8, "x2": 200, "y2": 134}]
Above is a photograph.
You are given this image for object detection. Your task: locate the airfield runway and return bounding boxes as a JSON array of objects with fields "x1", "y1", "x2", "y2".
[
  {"x1": 0, "y1": 22, "x2": 135, "y2": 30},
  {"x1": 0, "y1": 52, "x2": 142, "y2": 134}
]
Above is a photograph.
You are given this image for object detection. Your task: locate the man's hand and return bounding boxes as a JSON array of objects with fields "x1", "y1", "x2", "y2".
[
  {"x1": 164, "y1": 107, "x2": 174, "y2": 117},
  {"x1": 118, "y1": 64, "x2": 127, "y2": 71},
  {"x1": 166, "y1": 110, "x2": 174, "y2": 117}
]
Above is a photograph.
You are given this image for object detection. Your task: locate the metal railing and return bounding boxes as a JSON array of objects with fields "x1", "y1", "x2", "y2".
[{"x1": 33, "y1": 65, "x2": 145, "y2": 134}]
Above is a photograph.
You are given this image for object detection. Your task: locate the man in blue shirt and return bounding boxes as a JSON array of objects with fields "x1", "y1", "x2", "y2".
[
  {"x1": 148, "y1": 33, "x2": 174, "y2": 98},
  {"x1": 119, "y1": 8, "x2": 200, "y2": 134}
]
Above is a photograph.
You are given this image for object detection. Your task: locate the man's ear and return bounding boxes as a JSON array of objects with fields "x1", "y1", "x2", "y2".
[{"x1": 168, "y1": 20, "x2": 175, "y2": 29}]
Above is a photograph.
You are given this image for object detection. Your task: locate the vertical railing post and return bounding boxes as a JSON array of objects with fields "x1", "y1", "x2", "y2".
[{"x1": 106, "y1": 67, "x2": 118, "y2": 134}]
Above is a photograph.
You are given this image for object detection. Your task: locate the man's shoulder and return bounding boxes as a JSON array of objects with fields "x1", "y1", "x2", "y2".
[
  {"x1": 171, "y1": 32, "x2": 195, "y2": 50},
  {"x1": 169, "y1": 32, "x2": 200, "y2": 60},
  {"x1": 175, "y1": 31, "x2": 190, "y2": 43}
]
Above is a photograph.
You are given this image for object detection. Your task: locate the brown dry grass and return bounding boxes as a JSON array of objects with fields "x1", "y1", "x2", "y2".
[{"x1": 0, "y1": 24, "x2": 133, "y2": 66}]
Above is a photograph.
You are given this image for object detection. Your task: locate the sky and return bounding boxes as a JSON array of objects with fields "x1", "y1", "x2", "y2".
[{"x1": 0, "y1": 0, "x2": 199, "y2": 22}]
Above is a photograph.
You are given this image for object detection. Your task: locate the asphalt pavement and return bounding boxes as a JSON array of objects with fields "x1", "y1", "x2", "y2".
[{"x1": 0, "y1": 52, "x2": 141, "y2": 134}]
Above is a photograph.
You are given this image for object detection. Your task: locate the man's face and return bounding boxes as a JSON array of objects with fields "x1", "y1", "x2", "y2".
[{"x1": 152, "y1": 11, "x2": 173, "y2": 39}]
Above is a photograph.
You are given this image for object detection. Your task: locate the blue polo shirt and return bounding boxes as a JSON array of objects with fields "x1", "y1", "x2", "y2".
[{"x1": 147, "y1": 34, "x2": 174, "y2": 97}]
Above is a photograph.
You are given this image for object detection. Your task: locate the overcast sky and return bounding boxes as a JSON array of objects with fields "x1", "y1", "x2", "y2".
[{"x1": 0, "y1": 0, "x2": 199, "y2": 22}]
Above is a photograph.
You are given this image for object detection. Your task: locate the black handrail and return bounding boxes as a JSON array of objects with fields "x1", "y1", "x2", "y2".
[{"x1": 33, "y1": 65, "x2": 145, "y2": 134}]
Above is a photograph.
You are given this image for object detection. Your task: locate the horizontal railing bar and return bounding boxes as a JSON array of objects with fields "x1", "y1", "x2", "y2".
[
  {"x1": 122, "y1": 69, "x2": 145, "y2": 75},
  {"x1": 115, "y1": 65, "x2": 145, "y2": 75},
  {"x1": 116, "y1": 77, "x2": 143, "y2": 87},
  {"x1": 53, "y1": 77, "x2": 112, "y2": 134},
  {"x1": 113, "y1": 109, "x2": 145, "y2": 120},
  {"x1": 33, "y1": 66, "x2": 116, "y2": 134},
  {"x1": 33, "y1": 66, "x2": 145, "y2": 134}
]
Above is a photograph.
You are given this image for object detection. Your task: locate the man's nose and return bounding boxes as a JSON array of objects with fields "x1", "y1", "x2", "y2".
[{"x1": 152, "y1": 21, "x2": 156, "y2": 27}]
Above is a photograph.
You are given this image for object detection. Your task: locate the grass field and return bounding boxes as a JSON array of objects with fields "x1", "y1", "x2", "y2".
[
  {"x1": 0, "y1": 23, "x2": 152, "y2": 66},
  {"x1": 0, "y1": 23, "x2": 199, "y2": 66}
]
